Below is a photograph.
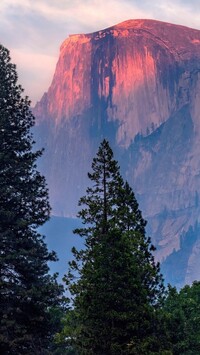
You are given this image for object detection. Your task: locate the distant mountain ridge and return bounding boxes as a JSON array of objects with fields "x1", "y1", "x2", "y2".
[{"x1": 33, "y1": 19, "x2": 200, "y2": 287}]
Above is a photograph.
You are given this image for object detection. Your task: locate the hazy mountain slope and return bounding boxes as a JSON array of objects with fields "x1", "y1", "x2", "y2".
[{"x1": 33, "y1": 19, "x2": 200, "y2": 287}]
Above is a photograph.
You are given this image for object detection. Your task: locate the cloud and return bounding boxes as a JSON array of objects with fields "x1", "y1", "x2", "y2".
[
  {"x1": 134, "y1": 0, "x2": 200, "y2": 30},
  {"x1": 2, "y1": 0, "x2": 200, "y2": 36},
  {"x1": 9, "y1": 48, "x2": 57, "y2": 105},
  {"x1": 1, "y1": 0, "x2": 149, "y2": 37}
]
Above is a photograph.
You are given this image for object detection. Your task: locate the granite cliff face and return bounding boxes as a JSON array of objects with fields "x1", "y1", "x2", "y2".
[{"x1": 33, "y1": 19, "x2": 200, "y2": 287}]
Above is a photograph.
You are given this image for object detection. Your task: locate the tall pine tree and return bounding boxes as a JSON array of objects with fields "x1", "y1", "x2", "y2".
[
  {"x1": 64, "y1": 139, "x2": 167, "y2": 354},
  {"x1": 0, "y1": 45, "x2": 63, "y2": 354}
]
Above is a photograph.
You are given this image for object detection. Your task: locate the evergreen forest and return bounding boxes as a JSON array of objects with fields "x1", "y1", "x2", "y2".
[{"x1": 1, "y1": 44, "x2": 200, "y2": 354}]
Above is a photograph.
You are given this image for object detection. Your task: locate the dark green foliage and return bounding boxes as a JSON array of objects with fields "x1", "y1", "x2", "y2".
[
  {"x1": 54, "y1": 309, "x2": 79, "y2": 354},
  {"x1": 64, "y1": 139, "x2": 167, "y2": 354},
  {"x1": 164, "y1": 282, "x2": 200, "y2": 354},
  {"x1": 0, "y1": 45, "x2": 64, "y2": 354}
]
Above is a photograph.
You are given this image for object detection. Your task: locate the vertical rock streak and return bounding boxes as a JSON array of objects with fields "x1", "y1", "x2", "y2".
[{"x1": 33, "y1": 19, "x2": 200, "y2": 286}]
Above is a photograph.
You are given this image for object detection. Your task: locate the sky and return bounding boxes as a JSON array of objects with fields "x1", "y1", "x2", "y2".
[{"x1": 1, "y1": 0, "x2": 200, "y2": 106}]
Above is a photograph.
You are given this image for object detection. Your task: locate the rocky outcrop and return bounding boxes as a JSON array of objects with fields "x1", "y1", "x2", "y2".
[{"x1": 33, "y1": 19, "x2": 200, "y2": 287}]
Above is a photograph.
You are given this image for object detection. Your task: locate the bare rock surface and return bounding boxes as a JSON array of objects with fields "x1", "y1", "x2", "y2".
[{"x1": 33, "y1": 19, "x2": 200, "y2": 287}]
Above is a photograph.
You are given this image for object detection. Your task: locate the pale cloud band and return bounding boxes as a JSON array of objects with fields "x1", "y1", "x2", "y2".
[{"x1": 1, "y1": 0, "x2": 200, "y2": 104}]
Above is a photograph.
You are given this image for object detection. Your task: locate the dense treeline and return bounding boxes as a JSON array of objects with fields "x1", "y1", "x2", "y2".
[
  {"x1": 62, "y1": 139, "x2": 167, "y2": 354},
  {"x1": 57, "y1": 281, "x2": 200, "y2": 354},
  {"x1": 57, "y1": 140, "x2": 200, "y2": 354},
  {"x1": 1, "y1": 44, "x2": 200, "y2": 354},
  {"x1": 163, "y1": 282, "x2": 200, "y2": 354},
  {"x1": 0, "y1": 45, "x2": 65, "y2": 354}
]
